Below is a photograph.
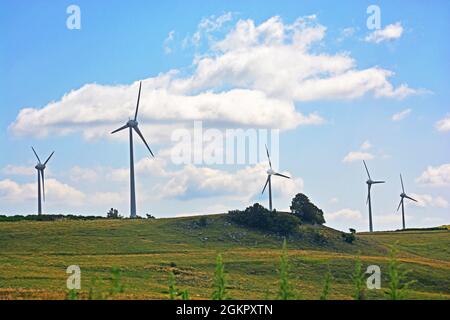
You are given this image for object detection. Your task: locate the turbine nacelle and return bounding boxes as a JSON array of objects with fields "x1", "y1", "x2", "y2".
[
  {"x1": 35, "y1": 164, "x2": 45, "y2": 170},
  {"x1": 400, "y1": 192, "x2": 407, "y2": 198},
  {"x1": 267, "y1": 168, "x2": 275, "y2": 175},
  {"x1": 127, "y1": 119, "x2": 138, "y2": 128}
]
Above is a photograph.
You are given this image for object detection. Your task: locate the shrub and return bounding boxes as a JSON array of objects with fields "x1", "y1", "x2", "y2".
[
  {"x1": 228, "y1": 203, "x2": 301, "y2": 235},
  {"x1": 290, "y1": 193, "x2": 325, "y2": 225},
  {"x1": 342, "y1": 229, "x2": 356, "y2": 243},
  {"x1": 146, "y1": 214, "x2": 156, "y2": 219},
  {"x1": 107, "y1": 208, "x2": 122, "y2": 219},
  {"x1": 198, "y1": 216, "x2": 208, "y2": 227}
]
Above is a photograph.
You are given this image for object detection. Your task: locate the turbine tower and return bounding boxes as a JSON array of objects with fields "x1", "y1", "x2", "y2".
[
  {"x1": 31, "y1": 147, "x2": 54, "y2": 215},
  {"x1": 363, "y1": 160, "x2": 385, "y2": 232},
  {"x1": 111, "y1": 81, "x2": 154, "y2": 218},
  {"x1": 262, "y1": 145, "x2": 290, "y2": 211},
  {"x1": 397, "y1": 174, "x2": 417, "y2": 230}
]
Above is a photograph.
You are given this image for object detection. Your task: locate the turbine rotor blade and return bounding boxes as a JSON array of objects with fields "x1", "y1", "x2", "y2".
[
  {"x1": 262, "y1": 176, "x2": 270, "y2": 194},
  {"x1": 400, "y1": 174, "x2": 405, "y2": 193},
  {"x1": 274, "y1": 172, "x2": 290, "y2": 179},
  {"x1": 363, "y1": 160, "x2": 371, "y2": 179},
  {"x1": 40, "y1": 170, "x2": 45, "y2": 202},
  {"x1": 134, "y1": 81, "x2": 142, "y2": 121},
  {"x1": 134, "y1": 126, "x2": 154, "y2": 157},
  {"x1": 372, "y1": 180, "x2": 385, "y2": 184},
  {"x1": 31, "y1": 147, "x2": 41, "y2": 163},
  {"x1": 265, "y1": 144, "x2": 272, "y2": 169},
  {"x1": 396, "y1": 198, "x2": 402, "y2": 212},
  {"x1": 44, "y1": 151, "x2": 55, "y2": 165},
  {"x1": 405, "y1": 195, "x2": 418, "y2": 202},
  {"x1": 366, "y1": 185, "x2": 371, "y2": 205},
  {"x1": 111, "y1": 124, "x2": 129, "y2": 134}
]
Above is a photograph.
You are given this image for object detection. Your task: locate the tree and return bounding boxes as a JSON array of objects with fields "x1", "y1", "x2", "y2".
[
  {"x1": 107, "y1": 208, "x2": 122, "y2": 219},
  {"x1": 290, "y1": 193, "x2": 325, "y2": 225}
]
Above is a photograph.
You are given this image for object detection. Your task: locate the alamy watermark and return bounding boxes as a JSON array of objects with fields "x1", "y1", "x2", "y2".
[
  {"x1": 66, "y1": 265, "x2": 81, "y2": 290},
  {"x1": 66, "y1": 5, "x2": 81, "y2": 30},
  {"x1": 170, "y1": 121, "x2": 281, "y2": 169}
]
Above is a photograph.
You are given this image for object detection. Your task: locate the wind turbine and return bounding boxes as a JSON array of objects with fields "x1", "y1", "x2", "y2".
[
  {"x1": 111, "y1": 81, "x2": 154, "y2": 218},
  {"x1": 31, "y1": 147, "x2": 54, "y2": 215},
  {"x1": 261, "y1": 145, "x2": 290, "y2": 211},
  {"x1": 397, "y1": 174, "x2": 417, "y2": 230},
  {"x1": 363, "y1": 160, "x2": 385, "y2": 232}
]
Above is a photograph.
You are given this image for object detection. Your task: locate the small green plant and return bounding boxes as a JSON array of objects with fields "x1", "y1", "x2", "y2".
[
  {"x1": 386, "y1": 244, "x2": 416, "y2": 300},
  {"x1": 107, "y1": 267, "x2": 124, "y2": 299},
  {"x1": 168, "y1": 271, "x2": 177, "y2": 300},
  {"x1": 168, "y1": 271, "x2": 190, "y2": 300},
  {"x1": 320, "y1": 270, "x2": 332, "y2": 300},
  {"x1": 341, "y1": 228, "x2": 356, "y2": 243},
  {"x1": 211, "y1": 254, "x2": 228, "y2": 300},
  {"x1": 66, "y1": 289, "x2": 78, "y2": 300},
  {"x1": 351, "y1": 256, "x2": 365, "y2": 300},
  {"x1": 277, "y1": 239, "x2": 294, "y2": 300}
]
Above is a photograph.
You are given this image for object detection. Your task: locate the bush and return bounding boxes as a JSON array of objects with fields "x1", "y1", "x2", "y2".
[
  {"x1": 342, "y1": 228, "x2": 356, "y2": 243},
  {"x1": 198, "y1": 216, "x2": 208, "y2": 227},
  {"x1": 290, "y1": 193, "x2": 325, "y2": 225},
  {"x1": 228, "y1": 203, "x2": 301, "y2": 235},
  {"x1": 107, "y1": 208, "x2": 122, "y2": 219}
]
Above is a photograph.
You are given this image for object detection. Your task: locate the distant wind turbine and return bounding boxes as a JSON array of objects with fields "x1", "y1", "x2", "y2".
[
  {"x1": 363, "y1": 160, "x2": 385, "y2": 232},
  {"x1": 31, "y1": 147, "x2": 54, "y2": 215},
  {"x1": 262, "y1": 145, "x2": 290, "y2": 211},
  {"x1": 111, "y1": 81, "x2": 154, "y2": 218},
  {"x1": 397, "y1": 174, "x2": 417, "y2": 230}
]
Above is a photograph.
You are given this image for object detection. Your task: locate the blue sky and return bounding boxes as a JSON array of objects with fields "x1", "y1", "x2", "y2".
[{"x1": 1, "y1": 0, "x2": 449, "y2": 231}]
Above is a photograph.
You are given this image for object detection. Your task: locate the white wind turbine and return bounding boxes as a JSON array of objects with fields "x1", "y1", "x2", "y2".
[
  {"x1": 262, "y1": 145, "x2": 290, "y2": 211},
  {"x1": 31, "y1": 147, "x2": 54, "y2": 215},
  {"x1": 397, "y1": 174, "x2": 418, "y2": 230},
  {"x1": 363, "y1": 160, "x2": 385, "y2": 232},
  {"x1": 111, "y1": 81, "x2": 154, "y2": 218}
]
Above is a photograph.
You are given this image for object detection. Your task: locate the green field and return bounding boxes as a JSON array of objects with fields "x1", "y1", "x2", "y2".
[{"x1": 0, "y1": 215, "x2": 449, "y2": 300}]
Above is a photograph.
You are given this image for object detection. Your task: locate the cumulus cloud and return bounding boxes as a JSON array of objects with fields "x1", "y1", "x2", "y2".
[
  {"x1": 392, "y1": 108, "x2": 411, "y2": 121},
  {"x1": 2, "y1": 165, "x2": 35, "y2": 176},
  {"x1": 326, "y1": 208, "x2": 362, "y2": 221},
  {"x1": 416, "y1": 164, "x2": 450, "y2": 187},
  {"x1": 365, "y1": 22, "x2": 403, "y2": 43},
  {"x1": 436, "y1": 114, "x2": 450, "y2": 132},
  {"x1": 0, "y1": 178, "x2": 86, "y2": 205},
  {"x1": 343, "y1": 151, "x2": 374, "y2": 163},
  {"x1": 410, "y1": 193, "x2": 448, "y2": 208},
  {"x1": 9, "y1": 15, "x2": 420, "y2": 141},
  {"x1": 153, "y1": 162, "x2": 303, "y2": 201}
]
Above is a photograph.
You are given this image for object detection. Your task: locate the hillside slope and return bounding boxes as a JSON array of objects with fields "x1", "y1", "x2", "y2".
[{"x1": 0, "y1": 214, "x2": 448, "y2": 299}]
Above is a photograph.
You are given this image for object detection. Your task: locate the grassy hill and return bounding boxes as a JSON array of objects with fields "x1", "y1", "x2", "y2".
[{"x1": 0, "y1": 214, "x2": 449, "y2": 300}]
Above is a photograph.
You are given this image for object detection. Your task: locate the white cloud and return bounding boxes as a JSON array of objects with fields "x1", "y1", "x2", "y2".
[
  {"x1": 343, "y1": 151, "x2": 374, "y2": 163},
  {"x1": 360, "y1": 140, "x2": 372, "y2": 150},
  {"x1": 365, "y1": 22, "x2": 404, "y2": 43},
  {"x1": 0, "y1": 178, "x2": 86, "y2": 206},
  {"x1": 69, "y1": 166, "x2": 99, "y2": 182},
  {"x1": 154, "y1": 162, "x2": 303, "y2": 201},
  {"x1": 163, "y1": 30, "x2": 175, "y2": 54},
  {"x1": 392, "y1": 108, "x2": 411, "y2": 121},
  {"x1": 416, "y1": 164, "x2": 450, "y2": 187},
  {"x1": 2, "y1": 165, "x2": 35, "y2": 176},
  {"x1": 9, "y1": 16, "x2": 420, "y2": 141},
  {"x1": 410, "y1": 193, "x2": 448, "y2": 208},
  {"x1": 436, "y1": 114, "x2": 450, "y2": 132},
  {"x1": 326, "y1": 208, "x2": 362, "y2": 221}
]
